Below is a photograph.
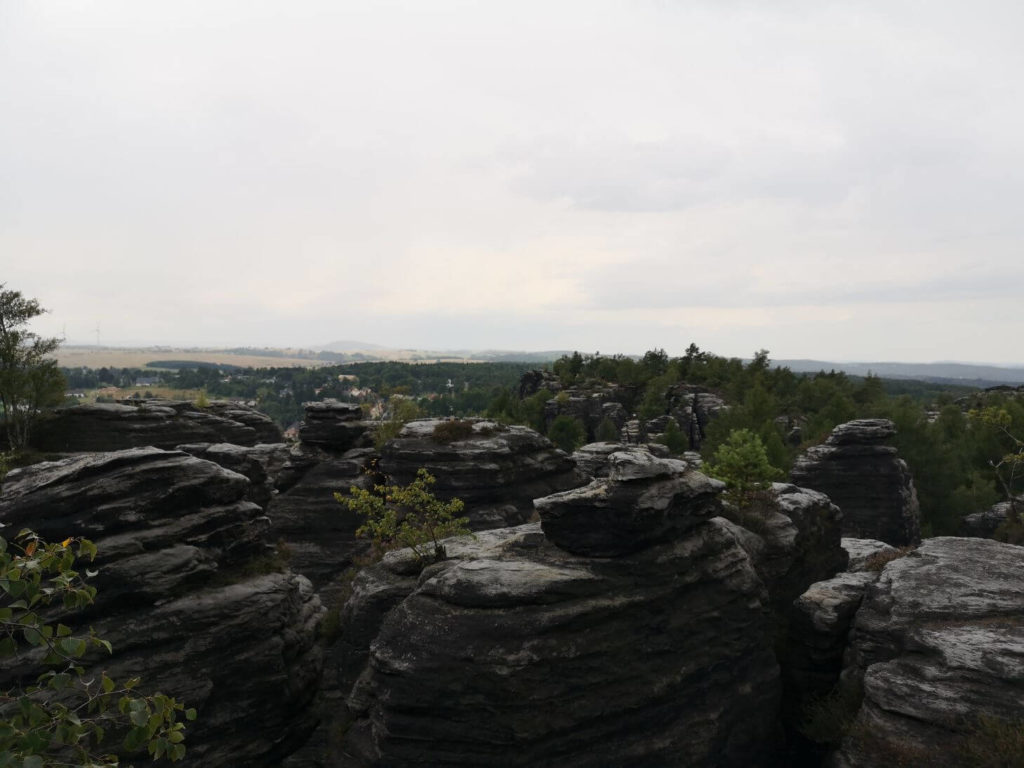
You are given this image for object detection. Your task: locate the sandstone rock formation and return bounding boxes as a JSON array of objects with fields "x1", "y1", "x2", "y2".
[
  {"x1": 331, "y1": 450, "x2": 792, "y2": 767},
  {"x1": 265, "y1": 445, "x2": 376, "y2": 602},
  {"x1": 336, "y1": 521, "x2": 782, "y2": 767},
  {"x1": 177, "y1": 441, "x2": 292, "y2": 507},
  {"x1": 833, "y1": 537, "x2": 1024, "y2": 767},
  {"x1": 568, "y1": 441, "x2": 672, "y2": 479},
  {"x1": 959, "y1": 495, "x2": 1022, "y2": 539},
  {"x1": 30, "y1": 399, "x2": 282, "y2": 452},
  {"x1": 543, "y1": 388, "x2": 629, "y2": 442},
  {"x1": 299, "y1": 400, "x2": 373, "y2": 451},
  {"x1": 534, "y1": 448, "x2": 722, "y2": 556},
  {"x1": 782, "y1": 539, "x2": 890, "y2": 733},
  {"x1": 379, "y1": 419, "x2": 584, "y2": 530},
  {"x1": 720, "y1": 483, "x2": 847, "y2": 616},
  {"x1": 790, "y1": 419, "x2": 921, "y2": 546},
  {"x1": 0, "y1": 447, "x2": 323, "y2": 767}
]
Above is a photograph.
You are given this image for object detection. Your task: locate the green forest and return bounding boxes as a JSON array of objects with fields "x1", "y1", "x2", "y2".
[{"x1": 57, "y1": 346, "x2": 1024, "y2": 539}]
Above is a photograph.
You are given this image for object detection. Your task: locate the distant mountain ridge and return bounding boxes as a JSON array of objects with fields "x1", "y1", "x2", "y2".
[{"x1": 775, "y1": 359, "x2": 1024, "y2": 385}]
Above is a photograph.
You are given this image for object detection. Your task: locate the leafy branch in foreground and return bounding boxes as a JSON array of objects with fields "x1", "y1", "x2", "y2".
[
  {"x1": 0, "y1": 530, "x2": 195, "y2": 766},
  {"x1": 336, "y1": 468, "x2": 470, "y2": 565}
]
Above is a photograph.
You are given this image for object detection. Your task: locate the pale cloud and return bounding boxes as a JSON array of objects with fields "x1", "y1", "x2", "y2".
[{"x1": 2, "y1": 0, "x2": 1024, "y2": 362}]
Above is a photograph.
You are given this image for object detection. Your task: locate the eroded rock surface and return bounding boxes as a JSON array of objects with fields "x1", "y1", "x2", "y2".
[
  {"x1": 534, "y1": 448, "x2": 722, "y2": 557},
  {"x1": 30, "y1": 400, "x2": 282, "y2": 452},
  {"x1": 721, "y1": 483, "x2": 847, "y2": 615},
  {"x1": 177, "y1": 441, "x2": 292, "y2": 507},
  {"x1": 833, "y1": 537, "x2": 1024, "y2": 767},
  {"x1": 266, "y1": 445, "x2": 376, "y2": 602},
  {"x1": 790, "y1": 419, "x2": 921, "y2": 546},
  {"x1": 0, "y1": 448, "x2": 323, "y2": 768},
  {"x1": 337, "y1": 522, "x2": 782, "y2": 768},
  {"x1": 299, "y1": 400, "x2": 373, "y2": 451},
  {"x1": 379, "y1": 419, "x2": 584, "y2": 530}
]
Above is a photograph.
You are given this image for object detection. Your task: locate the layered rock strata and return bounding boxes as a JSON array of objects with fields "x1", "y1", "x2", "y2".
[
  {"x1": 790, "y1": 419, "x2": 921, "y2": 546},
  {"x1": 299, "y1": 400, "x2": 373, "y2": 451},
  {"x1": 720, "y1": 483, "x2": 847, "y2": 616},
  {"x1": 833, "y1": 537, "x2": 1024, "y2": 767},
  {"x1": 379, "y1": 419, "x2": 584, "y2": 530},
  {"x1": 265, "y1": 445, "x2": 377, "y2": 602},
  {"x1": 534, "y1": 448, "x2": 721, "y2": 556},
  {"x1": 0, "y1": 447, "x2": 323, "y2": 767},
  {"x1": 30, "y1": 399, "x2": 282, "y2": 452},
  {"x1": 177, "y1": 441, "x2": 292, "y2": 507},
  {"x1": 333, "y1": 451, "x2": 784, "y2": 767}
]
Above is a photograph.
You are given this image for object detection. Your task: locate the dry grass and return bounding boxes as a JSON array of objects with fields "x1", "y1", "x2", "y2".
[
  {"x1": 863, "y1": 545, "x2": 916, "y2": 572},
  {"x1": 55, "y1": 346, "x2": 331, "y2": 370}
]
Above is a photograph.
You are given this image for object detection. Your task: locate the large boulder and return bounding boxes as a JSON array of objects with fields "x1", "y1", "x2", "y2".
[
  {"x1": 299, "y1": 400, "x2": 373, "y2": 451},
  {"x1": 534, "y1": 448, "x2": 722, "y2": 557},
  {"x1": 833, "y1": 537, "x2": 1024, "y2": 767},
  {"x1": 177, "y1": 441, "x2": 292, "y2": 507},
  {"x1": 30, "y1": 400, "x2": 282, "y2": 452},
  {"x1": 0, "y1": 448, "x2": 323, "y2": 767},
  {"x1": 790, "y1": 419, "x2": 921, "y2": 546},
  {"x1": 335, "y1": 518, "x2": 783, "y2": 767},
  {"x1": 379, "y1": 419, "x2": 585, "y2": 530}
]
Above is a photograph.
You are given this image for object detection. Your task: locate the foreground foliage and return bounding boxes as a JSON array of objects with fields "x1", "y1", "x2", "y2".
[
  {"x1": 0, "y1": 287, "x2": 66, "y2": 450},
  {"x1": 337, "y1": 469, "x2": 470, "y2": 564},
  {"x1": 0, "y1": 530, "x2": 194, "y2": 766}
]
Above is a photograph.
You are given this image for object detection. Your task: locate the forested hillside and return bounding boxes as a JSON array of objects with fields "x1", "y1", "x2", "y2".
[{"x1": 59, "y1": 346, "x2": 1023, "y2": 537}]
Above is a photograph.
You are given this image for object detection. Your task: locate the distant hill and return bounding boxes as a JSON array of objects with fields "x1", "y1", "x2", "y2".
[
  {"x1": 776, "y1": 359, "x2": 1024, "y2": 386},
  {"x1": 317, "y1": 340, "x2": 387, "y2": 352}
]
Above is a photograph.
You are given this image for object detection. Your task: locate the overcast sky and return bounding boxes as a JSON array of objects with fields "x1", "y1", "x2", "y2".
[{"x1": 3, "y1": 1, "x2": 1023, "y2": 362}]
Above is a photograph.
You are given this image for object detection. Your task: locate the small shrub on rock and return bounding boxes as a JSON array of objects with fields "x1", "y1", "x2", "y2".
[
  {"x1": 706, "y1": 428, "x2": 783, "y2": 511},
  {"x1": 337, "y1": 468, "x2": 470, "y2": 565},
  {"x1": 863, "y1": 545, "x2": 916, "y2": 572}
]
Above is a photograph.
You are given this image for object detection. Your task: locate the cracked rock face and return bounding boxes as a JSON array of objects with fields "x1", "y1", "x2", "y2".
[
  {"x1": 0, "y1": 447, "x2": 323, "y2": 768},
  {"x1": 790, "y1": 419, "x2": 921, "y2": 546},
  {"x1": 335, "y1": 522, "x2": 781, "y2": 768},
  {"x1": 833, "y1": 537, "x2": 1024, "y2": 767}
]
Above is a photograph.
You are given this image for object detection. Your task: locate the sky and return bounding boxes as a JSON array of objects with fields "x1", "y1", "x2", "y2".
[{"x1": 3, "y1": 1, "x2": 1024, "y2": 363}]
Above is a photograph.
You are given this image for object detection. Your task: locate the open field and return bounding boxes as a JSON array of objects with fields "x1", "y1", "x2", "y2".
[{"x1": 56, "y1": 346, "x2": 332, "y2": 370}]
